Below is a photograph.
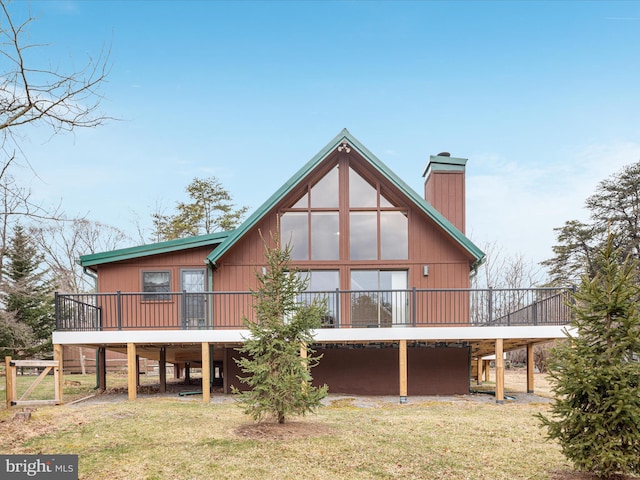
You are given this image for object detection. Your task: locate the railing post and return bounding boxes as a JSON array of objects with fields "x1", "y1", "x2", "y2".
[
  {"x1": 488, "y1": 287, "x2": 493, "y2": 325},
  {"x1": 412, "y1": 287, "x2": 417, "y2": 327},
  {"x1": 116, "y1": 291, "x2": 122, "y2": 331},
  {"x1": 54, "y1": 292, "x2": 60, "y2": 330},
  {"x1": 334, "y1": 288, "x2": 340, "y2": 328},
  {"x1": 182, "y1": 290, "x2": 187, "y2": 329}
]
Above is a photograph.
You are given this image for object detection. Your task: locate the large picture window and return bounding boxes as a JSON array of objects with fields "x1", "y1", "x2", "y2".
[
  {"x1": 280, "y1": 162, "x2": 408, "y2": 262},
  {"x1": 297, "y1": 270, "x2": 340, "y2": 326},
  {"x1": 142, "y1": 271, "x2": 171, "y2": 301},
  {"x1": 281, "y1": 166, "x2": 340, "y2": 261},
  {"x1": 349, "y1": 168, "x2": 408, "y2": 260},
  {"x1": 350, "y1": 270, "x2": 408, "y2": 327}
]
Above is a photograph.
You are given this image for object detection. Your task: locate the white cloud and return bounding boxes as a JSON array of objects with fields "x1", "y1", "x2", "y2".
[{"x1": 467, "y1": 141, "x2": 640, "y2": 269}]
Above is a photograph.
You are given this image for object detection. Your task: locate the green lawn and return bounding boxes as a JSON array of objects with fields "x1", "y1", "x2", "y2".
[{"x1": 0, "y1": 389, "x2": 577, "y2": 480}]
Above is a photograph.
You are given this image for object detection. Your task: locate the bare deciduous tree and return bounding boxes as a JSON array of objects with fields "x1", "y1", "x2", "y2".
[
  {"x1": 0, "y1": 0, "x2": 111, "y2": 274},
  {"x1": 1, "y1": 0, "x2": 110, "y2": 147},
  {"x1": 31, "y1": 218, "x2": 130, "y2": 293}
]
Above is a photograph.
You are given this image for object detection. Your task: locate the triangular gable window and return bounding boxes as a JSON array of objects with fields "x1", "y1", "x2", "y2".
[{"x1": 281, "y1": 161, "x2": 407, "y2": 261}]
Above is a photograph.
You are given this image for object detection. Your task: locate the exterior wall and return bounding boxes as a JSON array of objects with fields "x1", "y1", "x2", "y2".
[
  {"x1": 225, "y1": 346, "x2": 470, "y2": 396},
  {"x1": 95, "y1": 245, "x2": 213, "y2": 292},
  {"x1": 92, "y1": 246, "x2": 213, "y2": 329},
  {"x1": 63, "y1": 346, "x2": 128, "y2": 374},
  {"x1": 88, "y1": 149, "x2": 475, "y2": 330},
  {"x1": 211, "y1": 152, "x2": 474, "y2": 327},
  {"x1": 424, "y1": 170, "x2": 466, "y2": 234}
]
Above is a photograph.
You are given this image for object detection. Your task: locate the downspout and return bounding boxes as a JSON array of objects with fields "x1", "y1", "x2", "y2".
[
  {"x1": 207, "y1": 261, "x2": 214, "y2": 329},
  {"x1": 83, "y1": 266, "x2": 98, "y2": 287}
]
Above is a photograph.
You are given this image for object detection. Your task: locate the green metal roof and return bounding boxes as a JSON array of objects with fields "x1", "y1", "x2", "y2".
[
  {"x1": 207, "y1": 129, "x2": 485, "y2": 269},
  {"x1": 80, "y1": 230, "x2": 233, "y2": 268}
]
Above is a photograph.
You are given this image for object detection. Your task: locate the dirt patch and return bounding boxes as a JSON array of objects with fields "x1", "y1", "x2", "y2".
[
  {"x1": 234, "y1": 420, "x2": 334, "y2": 440},
  {"x1": 0, "y1": 413, "x2": 60, "y2": 453}
]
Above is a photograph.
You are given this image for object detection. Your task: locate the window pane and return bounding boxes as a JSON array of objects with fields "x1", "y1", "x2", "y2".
[
  {"x1": 350, "y1": 212, "x2": 377, "y2": 260},
  {"x1": 349, "y1": 168, "x2": 377, "y2": 207},
  {"x1": 380, "y1": 191, "x2": 393, "y2": 208},
  {"x1": 310, "y1": 166, "x2": 339, "y2": 208},
  {"x1": 281, "y1": 212, "x2": 308, "y2": 260},
  {"x1": 308, "y1": 270, "x2": 339, "y2": 291},
  {"x1": 297, "y1": 270, "x2": 340, "y2": 327},
  {"x1": 380, "y1": 211, "x2": 408, "y2": 259},
  {"x1": 311, "y1": 212, "x2": 339, "y2": 260},
  {"x1": 310, "y1": 271, "x2": 340, "y2": 325},
  {"x1": 380, "y1": 271, "x2": 408, "y2": 326},
  {"x1": 350, "y1": 270, "x2": 379, "y2": 327},
  {"x1": 351, "y1": 270, "x2": 378, "y2": 290},
  {"x1": 143, "y1": 271, "x2": 170, "y2": 300},
  {"x1": 292, "y1": 192, "x2": 308, "y2": 209},
  {"x1": 379, "y1": 270, "x2": 407, "y2": 290},
  {"x1": 351, "y1": 270, "x2": 408, "y2": 327}
]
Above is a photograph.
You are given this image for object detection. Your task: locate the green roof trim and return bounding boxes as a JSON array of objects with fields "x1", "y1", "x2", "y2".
[
  {"x1": 80, "y1": 230, "x2": 233, "y2": 268},
  {"x1": 207, "y1": 129, "x2": 485, "y2": 269}
]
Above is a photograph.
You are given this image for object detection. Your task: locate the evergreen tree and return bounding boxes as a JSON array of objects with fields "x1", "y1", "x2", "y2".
[
  {"x1": 0, "y1": 310, "x2": 34, "y2": 358},
  {"x1": 233, "y1": 236, "x2": 328, "y2": 424},
  {"x1": 1, "y1": 225, "x2": 54, "y2": 357},
  {"x1": 538, "y1": 236, "x2": 640, "y2": 478},
  {"x1": 543, "y1": 161, "x2": 640, "y2": 285},
  {"x1": 152, "y1": 177, "x2": 248, "y2": 241}
]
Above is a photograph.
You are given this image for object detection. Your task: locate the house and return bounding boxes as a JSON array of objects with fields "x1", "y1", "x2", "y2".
[{"x1": 52, "y1": 129, "x2": 572, "y2": 403}]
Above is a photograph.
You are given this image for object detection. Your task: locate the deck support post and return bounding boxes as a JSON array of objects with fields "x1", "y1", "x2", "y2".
[
  {"x1": 223, "y1": 348, "x2": 229, "y2": 394},
  {"x1": 159, "y1": 347, "x2": 167, "y2": 393},
  {"x1": 495, "y1": 339, "x2": 504, "y2": 404},
  {"x1": 136, "y1": 355, "x2": 141, "y2": 387},
  {"x1": 54, "y1": 344, "x2": 63, "y2": 404},
  {"x1": 97, "y1": 347, "x2": 106, "y2": 392},
  {"x1": 476, "y1": 357, "x2": 483, "y2": 386},
  {"x1": 127, "y1": 343, "x2": 137, "y2": 400},
  {"x1": 202, "y1": 342, "x2": 210, "y2": 403},
  {"x1": 483, "y1": 360, "x2": 491, "y2": 383},
  {"x1": 399, "y1": 339, "x2": 408, "y2": 403},
  {"x1": 526, "y1": 343, "x2": 535, "y2": 393},
  {"x1": 5, "y1": 356, "x2": 13, "y2": 408}
]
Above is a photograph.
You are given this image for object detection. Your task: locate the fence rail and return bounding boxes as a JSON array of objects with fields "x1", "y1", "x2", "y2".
[{"x1": 54, "y1": 287, "x2": 574, "y2": 332}]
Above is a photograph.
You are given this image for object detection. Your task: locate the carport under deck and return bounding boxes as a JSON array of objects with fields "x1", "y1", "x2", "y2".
[{"x1": 52, "y1": 324, "x2": 572, "y2": 403}]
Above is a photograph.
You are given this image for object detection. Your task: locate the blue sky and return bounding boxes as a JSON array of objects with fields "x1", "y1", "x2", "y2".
[{"x1": 8, "y1": 0, "x2": 640, "y2": 269}]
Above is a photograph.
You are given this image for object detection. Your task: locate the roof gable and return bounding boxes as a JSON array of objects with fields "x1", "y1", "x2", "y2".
[
  {"x1": 207, "y1": 129, "x2": 485, "y2": 269},
  {"x1": 80, "y1": 230, "x2": 233, "y2": 269}
]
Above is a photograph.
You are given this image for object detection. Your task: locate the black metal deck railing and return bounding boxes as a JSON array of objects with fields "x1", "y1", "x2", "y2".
[{"x1": 54, "y1": 287, "x2": 574, "y2": 332}]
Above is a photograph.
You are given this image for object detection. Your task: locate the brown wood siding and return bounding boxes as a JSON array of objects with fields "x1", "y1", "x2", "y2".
[
  {"x1": 209, "y1": 151, "x2": 475, "y2": 327},
  {"x1": 424, "y1": 171, "x2": 466, "y2": 234},
  {"x1": 92, "y1": 149, "x2": 475, "y2": 329},
  {"x1": 213, "y1": 213, "x2": 279, "y2": 292},
  {"x1": 227, "y1": 346, "x2": 469, "y2": 396},
  {"x1": 94, "y1": 246, "x2": 212, "y2": 329}
]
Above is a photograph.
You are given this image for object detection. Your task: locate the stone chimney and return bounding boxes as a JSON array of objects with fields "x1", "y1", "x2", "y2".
[{"x1": 423, "y1": 152, "x2": 468, "y2": 233}]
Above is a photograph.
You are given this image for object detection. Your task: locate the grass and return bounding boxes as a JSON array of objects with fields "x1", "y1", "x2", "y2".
[
  {"x1": 0, "y1": 370, "x2": 578, "y2": 480},
  {"x1": 1, "y1": 398, "x2": 571, "y2": 480},
  {"x1": 0, "y1": 370, "x2": 168, "y2": 406}
]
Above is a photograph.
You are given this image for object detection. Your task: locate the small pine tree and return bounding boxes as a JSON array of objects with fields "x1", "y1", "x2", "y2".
[
  {"x1": 2, "y1": 225, "x2": 55, "y2": 357},
  {"x1": 233, "y1": 237, "x2": 328, "y2": 424},
  {"x1": 538, "y1": 236, "x2": 640, "y2": 478}
]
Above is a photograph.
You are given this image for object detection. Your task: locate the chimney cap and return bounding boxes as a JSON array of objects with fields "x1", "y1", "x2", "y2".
[
  {"x1": 423, "y1": 154, "x2": 468, "y2": 178},
  {"x1": 437, "y1": 152, "x2": 451, "y2": 157}
]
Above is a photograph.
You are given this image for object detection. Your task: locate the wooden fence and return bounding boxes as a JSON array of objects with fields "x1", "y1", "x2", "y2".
[{"x1": 4, "y1": 357, "x2": 62, "y2": 408}]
